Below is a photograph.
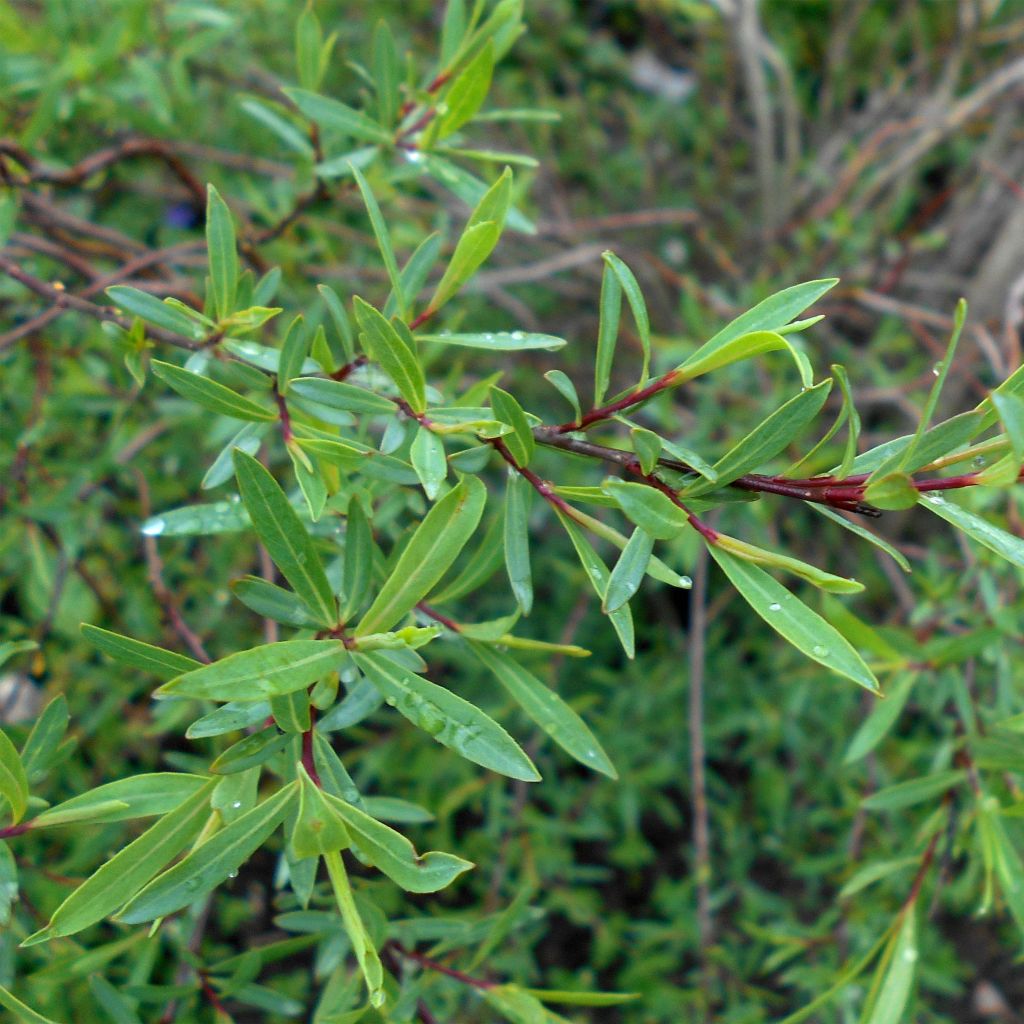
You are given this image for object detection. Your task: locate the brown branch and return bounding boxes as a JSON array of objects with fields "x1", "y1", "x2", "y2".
[
  {"x1": 1, "y1": 136, "x2": 205, "y2": 205},
  {"x1": 0, "y1": 254, "x2": 205, "y2": 351}
]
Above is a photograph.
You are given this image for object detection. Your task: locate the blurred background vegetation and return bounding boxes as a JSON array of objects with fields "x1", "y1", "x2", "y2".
[{"x1": 3, "y1": 1, "x2": 1024, "y2": 1021}]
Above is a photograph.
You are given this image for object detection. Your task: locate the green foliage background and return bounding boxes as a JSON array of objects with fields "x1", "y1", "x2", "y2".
[{"x1": 3, "y1": 1, "x2": 1024, "y2": 1022}]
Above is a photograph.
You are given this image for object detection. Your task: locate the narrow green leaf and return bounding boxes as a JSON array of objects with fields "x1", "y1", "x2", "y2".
[
  {"x1": 604, "y1": 528, "x2": 654, "y2": 612},
  {"x1": 0, "y1": 730, "x2": 28, "y2": 825},
  {"x1": 862, "y1": 770, "x2": 965, "y2": 812},
  {"x1": 410, "y1": 427, "x2": 447, "y2": 500},
  {"x1": 603, "y1": 252, "x2": 650, "y2": 384},
  {"x1": 594, "y1": 260, "x2": 621, "y2": 406},
  {"x1": 437, "y1": 41, "x2": 494, "y2": 137},
  {"x1": 429, "y1": 512, "x2": 505, "y2": 604},
  {"x1": 0, "y1": 986, "x2": 63, "y2": 1024},
  {"x1": 557, "y1": 512, "x2": 634, "y2": 658},
  {"x1": 715, "y1": 533, "x2": 864, "y2": 594},
  {"x1": 327, "y1": 792, "x2": 473, "y2": 891},
  {"x1": 186, "y1": 699, "x2": 272, "y2": 740},
  {"x1": 352, "y1": 296, "x2": 426, "y2": 412},
  {"x1": 19, "y1": 694, "x2": 68, "y2": 782},
  {"x1": 355, "y1": 476, "x2": 487, "y2": 635},
  {"x1": 105, "y1": 286, "x2": 203, "y2": 338},
  {"x1": 233, "y1": 449, "x2": 337, "y2": 626},
  {"x1": 323, "y1": 849, "x2": 384, "y2": 1008},
  {"x1": 118, "y1": 783, "x2": 297, "y2": 924},
  {"x1": 206, "y1": 184, "x2": 239, "y2": 321},
  {"x1": 276, "y1": 315, "x2": 309, "y2": 394},
  {"x1": 844, "y1": 673, "x2": 916, "y2": 763},
  {"x1": 429, "y1": 168, "x2": 512, "y2": 311},
  {"x1": 317, "y1": 284, "x2": 355, "y2": 362},
  {"x1": 895, "y1": 298, "x2": 967, "y2": 474},
  {"x1": 683, "y1": 279, "x2": 838, "y2": 374},
  {"x1": 350, "y1": 164, "x2": 404, "y2": 315},
  {"x1": 354, "y1": 652, "x2": 539, "y2": 781},
  {"x1": 686, "y1": 381, "x2": 832, "y2": 495},
  {"x1": 288, "y1": 377, "x2": 395, "y2": 414},
  {"x1": 270, "y1": 689, "x2": 311, "y2": 733},
  {"x1": 677, "y1": 329, "x2": 808, "y2": 386},
  {"x1": 471, "y1": 643, "x2": 616, "y2": 778},
  {"x1": 528, "y1": 989, "x2": 640, "y2": 1007},
  {"x1": 34, "y1": 773, "x2": 210, "y2": 826},
  {"x1": 811, "y1": 505, "x2": 911, "y2": 573},
  {"x1": 211, "y1": 730, "x2": 290, "y2": 775},
  {"x1": 544, "y1": 369, "x2": 581, "y2": 420},
  {"x1": 864, "y1": 910, "x2": 916, "y2": 1024},
  {"x1": 283, "y1": 88, "x2": 390, "y2": 143},
  {"x1": 156, "y1": 640, "x2": 347, "y2": 701},
  {"x1": 231, "y1": 576, "x2": 322, "y2": 628},
  {"x1": 341, "y1": 502, "x2": 374, "y2": 623},
  {"x1": 708, "y1": 546, "x2": 879, "y2": 692},
  {"x1": 920, "y1": 494, "x2": 1024, "y2": 567},
  {"x1": 504, "y1": 470, "x2": 533, "y2": 615},
  {"x1": 151, "y1": 361, "x2": 275, "y2": 422},
  {"x1": 295, "y1": 2, "x2": 326, "y2": 90},
  {"x1": 420, "y1": 331, "x2": 566, "y2": 351},
  {"x1": 490, "y1": 386, "x2": 534, "y2": 465},
  {"x1": 239, "y1": 98, "x2": 314, "y2": 157},
  {"x1": 81, "y1": 624, "x2": 200, "y2": 679},
  {"x1": 0, "y1": 844, "x2": 18, "y2": 926},
  {"x1": 26, "y1": 779, "x2": 216, "y2": 941},
  {"x1": 372, "y1": 20, "x2": 399, "y2": 126},
  {"x1": 864, "y1": 472, "x2": 919, "y2": 511},
  {"x1": 630, "y1": 428, "x2": 661, "y2": 476},
  {"x1": 292, "y1": 764, "x2": 350, "y2": 859},
  {"x1": 602, "y1": 479, "x2": 688, "y2": 540},
  {"x1": 992, "y1": 390, "x2": 1024, "y2": 467}
]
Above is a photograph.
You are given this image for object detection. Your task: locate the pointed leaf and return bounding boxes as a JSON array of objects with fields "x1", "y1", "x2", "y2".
[
  {"x1": 26, "y1": 779, "x2": 216, "y2": 941},
  {"x1": 471, "y1": 643, "x2": 616, "y2": 778},
  {"x1": 233, "y1": 449, "x2": 337, "y2": 626},
  {"x1": 352, "y1": 297, "x2": 426, "y2": 412},
  {"x1": 81, "y1": 625, "x2": 201, "y2": 678},
  {"x1": 205, "y1": 185, "x2": 239, "y2": 320},
  {"x1": 355, "y1": 476, "x2": 487, "y2": 635},
  {"x1": 157, "y1": 640, "x2": 347, "y2": 701},
  {"x1": 0, "y1": 730, "x2": 28, "y2": 825},
  {"x1": 708, "y1": 546, "x2": 879, "y2": 692},
  {"x1": 354, "y1": 652, "x2": 539, "y2": 781},
  {"x1": 151, "y1": 361, "x2": 275, "y2": 421},
  {"x1": 327, "y1": 792, "x2": 472, "y2": 892},
  {"x1": 118, "y1": 783, "x2": 297, "y2": 923}
]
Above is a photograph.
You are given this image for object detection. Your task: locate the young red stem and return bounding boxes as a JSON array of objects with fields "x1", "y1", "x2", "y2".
[
  {"x1": 387, "y1": 941, "x2": 493, "y2": 990},
  {"x1": 556, "y1": 368, "x2": 682, "y2": 432},
  {"x1": 274, "y1": 388, "x2": 292, "y2": 442}
]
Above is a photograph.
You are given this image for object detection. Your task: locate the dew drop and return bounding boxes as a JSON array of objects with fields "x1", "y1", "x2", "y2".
[
  {"x1": 403, "y1": 149, "x2": 424, "y2": 165},
  {"x1": 370, "y1": 990, "x2": 386, "y2": 1008},
  {"x1": 227, "y1": 869, "x2": 238, "y2": 879},
  {"x1": 768, "y1": 602, "x2": 782, "y2": 612},
  {"x1": 510, "y1": 331, "x2": 524, "y2": 340},
  {"x1": 385, "y1": 696, "x2": 397, "y2": 707},
  {"x1": 142, "y1": 518, "x2": 166, "y2": 536},
  {"x1": 679, "y1": 575, "x2": 693, "y2": 588},
  {"x1": 231, "y1": 801, "x2": 242, "y2": 809},
  {"x1": 926, "y1": 494, "x2": 945, "y2": 505},
  {"x1": 973, "y1": 455, "x2": 986, "y2": 467},
  {"x1": 932, "y1": 363, "x2": 942, "y2": 376},
  {"x1": 903, "y1": 948, "x2": 918, "y2": 962},
  {"x1": 811, "y1": 644, "x2": 830, "y2": 657}
]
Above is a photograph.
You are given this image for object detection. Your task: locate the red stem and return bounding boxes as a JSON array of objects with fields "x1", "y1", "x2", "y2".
[
  {"x1": 556, "y1": 369, "x2": 682, "y2": 433},
  {"x1": 388, "y1": 942, "x2": 493, "y2": 990}
]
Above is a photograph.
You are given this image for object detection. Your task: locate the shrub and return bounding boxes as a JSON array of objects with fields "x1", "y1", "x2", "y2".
[{"x1": 3, "y1": 3, "x2": 1024, "y2": 1022}]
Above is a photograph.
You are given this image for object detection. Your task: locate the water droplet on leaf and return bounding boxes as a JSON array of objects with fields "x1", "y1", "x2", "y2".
[{"x1": 768, "y1": 602, "x2": 782, "y2": 612}]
